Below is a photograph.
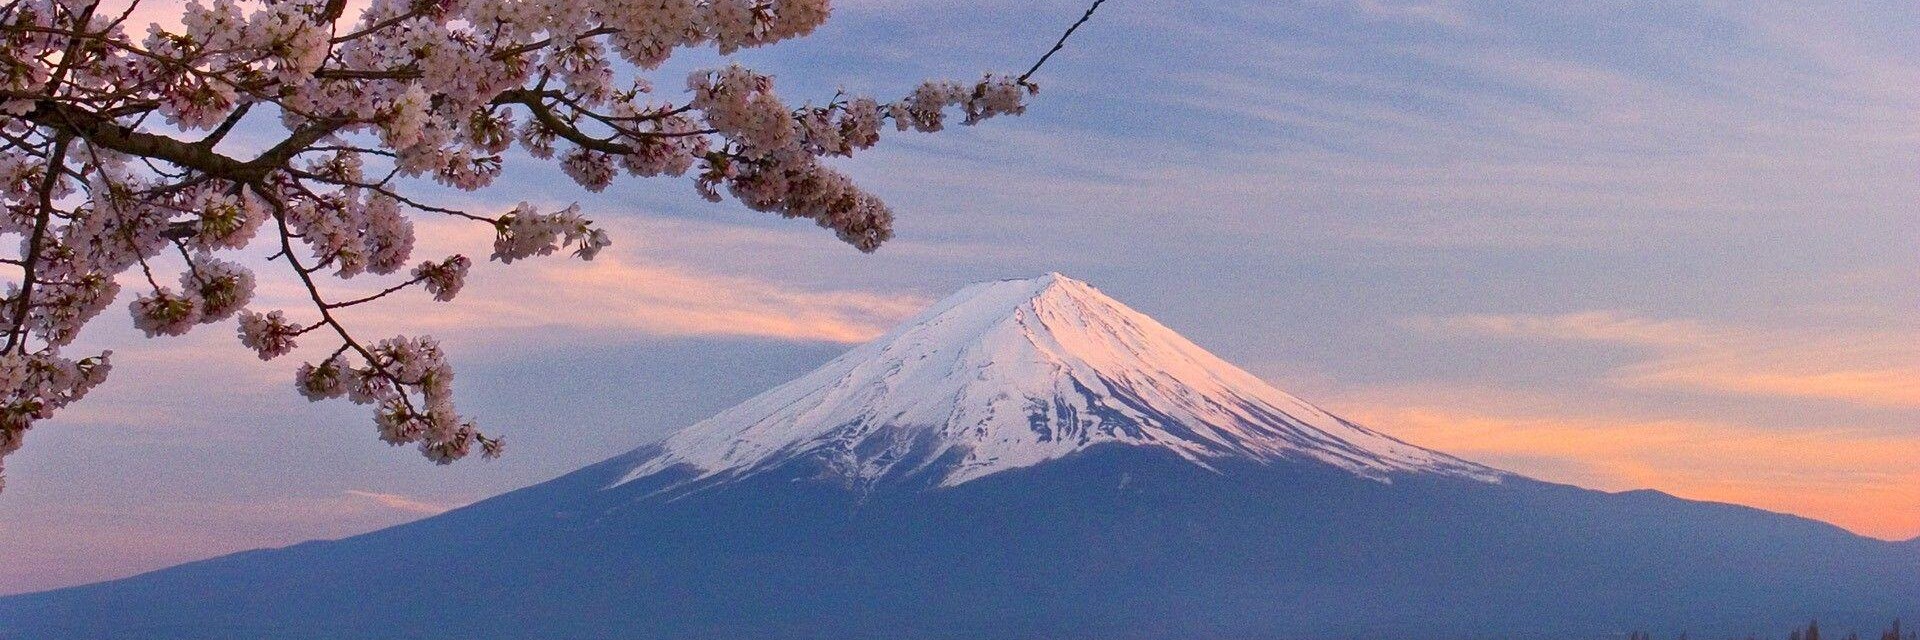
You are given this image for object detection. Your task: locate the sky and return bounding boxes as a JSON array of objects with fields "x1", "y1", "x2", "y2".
[{"x1": 2, "y1": 0, "x2": 1917, "y2": 595}]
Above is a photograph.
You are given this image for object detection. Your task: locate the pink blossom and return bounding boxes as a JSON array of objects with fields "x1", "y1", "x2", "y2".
[
  {"x1": 130, "y1": 289, "x2": 202, "y2": 337},
  {"x1": 237, "y1": 310, "x2": 301, "y2": 360},
  {"x1": 180, "y1": 255, "x2": 255, "y2": 322},
  {"x1": 295, "y1": 356, "x2": 350, "y2": 401},
  {"x1": 413, "y1": 256, "x2": 471, "y2": 302},
  {"x1": 0, "y1": 0, "x2": 1054, "y2": 488}
]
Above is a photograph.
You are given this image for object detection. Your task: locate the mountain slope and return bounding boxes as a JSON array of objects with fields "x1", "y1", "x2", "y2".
[
  {"x1": 3, "y1": 449, "x2": 1912, "y2": 640},
  {"x1": 1, "y1": 274, "x2": 1913, "y2": 640}
]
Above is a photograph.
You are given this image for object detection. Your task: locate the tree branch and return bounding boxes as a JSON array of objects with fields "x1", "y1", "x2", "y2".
[
  {"x1": 1019, "y1": 0, "x2": 1108, "y2": 83},
  {"x1": 6, "y1": 136, "x2": 68, "y2": 354}
]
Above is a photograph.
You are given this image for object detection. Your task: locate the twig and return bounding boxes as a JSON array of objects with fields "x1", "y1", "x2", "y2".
[{"x1": 1019, "y1": 0, "x2": 1110, "y2": 83}]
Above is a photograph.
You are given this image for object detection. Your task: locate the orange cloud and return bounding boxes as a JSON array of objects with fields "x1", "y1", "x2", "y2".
[
  {"x1": 1619, "y1": 354, "x2": 1920, "y2": 408},
  {"x1": 1346, "y1": 404, "x2": 1920, "y2": 541},
  {"x1": 1412, "y1": 310, "x2": 1920, "y2": 408},
  {"x1": 1382, "y1": 310, "x2": 1920, "y2": 538},
  {"x1": 432, "y1": 257, "x2": 926, "y2": 343},
  {"x1": 239, "y1": 216, "x2": 931, "y2": 346}
]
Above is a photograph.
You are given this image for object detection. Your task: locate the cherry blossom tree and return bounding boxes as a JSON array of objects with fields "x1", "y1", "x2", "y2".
[{"x1": 0, "y1": 0, "x2": 1106, "y2": 490}]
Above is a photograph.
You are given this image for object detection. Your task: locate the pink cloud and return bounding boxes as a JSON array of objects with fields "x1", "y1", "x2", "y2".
[{"x1": 343, "y1": 490, "x2": 463, "y2": 515}]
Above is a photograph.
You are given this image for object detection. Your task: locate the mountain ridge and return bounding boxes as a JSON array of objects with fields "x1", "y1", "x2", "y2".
[{"x1": 3, "y1": 442, "x2": 1912, "y2": 639}]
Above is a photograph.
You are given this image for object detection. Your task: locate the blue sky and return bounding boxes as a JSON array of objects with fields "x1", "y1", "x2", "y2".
[{"x1": 1, "y1": 0, "x2": 1915, "y2": 594}]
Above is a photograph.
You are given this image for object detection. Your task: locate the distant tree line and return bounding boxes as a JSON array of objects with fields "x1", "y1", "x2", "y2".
[{"x1": 1625, "y1": 619, "x2": 1914, "y2": 640}]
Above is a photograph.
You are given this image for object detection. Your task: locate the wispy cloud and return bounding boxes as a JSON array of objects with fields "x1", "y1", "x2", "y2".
[
  {"x1": 1413, "y1": 311, "x2": 1703, "y2": 345},
  {"x1": 220, "y1": 214, "x2": 932, "y2": 347},
  {"x1": 0, "y1": 489, "x2": 477, "y2": 594},
  {"x1": 343, "y1": 490, "x2": 463, "y2": 515},
  {"x1": 348, "y1": 256, "x2": 928, "y2": 344},
  {"x1": 1328, "y1": 0, "x2": 1470, "y2": 28},
  {"x1": 47, "y1": 213, "x2": 932, "y2": 437},
  {"x1": 1347, "y1": 404, "x2": 1920, "y2": 541},
  {"x1": 1411, "y1": 310, "x2": 1920, "y2": 408}
]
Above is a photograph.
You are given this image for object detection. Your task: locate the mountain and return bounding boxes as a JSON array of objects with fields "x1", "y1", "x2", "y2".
[
  {"x1": 2, "y1": 274, "x2": 1914, "y2": 640},
  {"x1": 619, "y1": 272, "x2": 1499, "y2": 491}
]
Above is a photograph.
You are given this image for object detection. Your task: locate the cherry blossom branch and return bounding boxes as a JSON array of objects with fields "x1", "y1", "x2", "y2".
[
  {"x1": 197, "y1": 102, "x2": 254, "y2": 148},
  {"x1": 0, "y1": 0, "x2": 1108, "y2": 491},
  {"x1": 328, "y1": 6, "x2": 427, "y2": 43},
  {"x1": 261, "y1": 192, "x2": 416, "y2": 410},
  {"x1": 324, "y1": 274, "x2": 427, "y2": 309},
  {"x1": 11, "y1": 97, "x2": 258, "y2": 177},
  {"x1": 7, "y1": 136, "x2": 67, "y2": 354}
]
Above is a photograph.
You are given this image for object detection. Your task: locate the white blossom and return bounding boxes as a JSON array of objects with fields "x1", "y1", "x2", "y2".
[
  {"x1": 382, "y1": 85, "x2": 433, "y2": 150},
  {"x1": 491, "y1": 203, "x2": 604, "y2": 264},
  {"x1": 237, "y1": 310, "x2": 301, "y2": 360},
  {"x1": 363, "y1": 195, "x2": 415, "y2": 275},
  {"x1": 414, "y1": 256, "x2": 471, "y2": 302},
  {"x1": 560, "y1": 149, "x2": 618, "y2": 192},
  {"x1": 295, "y1": 356, "x2": 350, "y2": 401},
  {"x1": 130, "y1": 289, "x2": 201, "y2": 337},
  {"x1": 180, "y1": 255, "x2": 255, "y2": 322},
  {"x1": 577, "y1": 228, "x2": 612, "y2": 260},
  {"x1": 188, "y1": 187, "x2": 267, "y2": 251}
]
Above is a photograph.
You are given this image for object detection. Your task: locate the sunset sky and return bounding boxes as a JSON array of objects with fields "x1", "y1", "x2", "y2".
[{"x1": 1, "y1": 0, "x2": 1916, "y2": 594}]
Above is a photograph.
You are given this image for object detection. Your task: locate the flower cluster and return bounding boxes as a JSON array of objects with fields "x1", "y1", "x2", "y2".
[
  {"x1": 293, "y1": 335, "x2": 499, "y2": 463},
  {"x1": 0, "y1": 0, "x2": 1078, "y2": 492},
  {"x1": 414, "y1": 255, "x2": 471, "y2": 302},
  {"x1": 0, "y1": 352, "x2": 111, "y2": 491},
  {"x1": 492, "y1": 203, "x2": 611, "y2": 263},
  {"x1": 128, "y1": 256, "x2": 257, "y2": 337},
  {"x1": 182, "y1": 256, "x2": 256, "y2": 321},
  {"x1": 185, "y1": 187, "x2": 268, "y2": 251},
  {"x1": 237, "y1": 310, "x2": 302, "y2": 360}
]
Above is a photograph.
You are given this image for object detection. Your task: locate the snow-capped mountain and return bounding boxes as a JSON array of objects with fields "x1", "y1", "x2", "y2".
[
  {"x1": 3, "y1": 274, "x2": 1914, "y2": 640},
  {"x1": 620, "y1": 273, "x2": 1496, "y2": 489}
]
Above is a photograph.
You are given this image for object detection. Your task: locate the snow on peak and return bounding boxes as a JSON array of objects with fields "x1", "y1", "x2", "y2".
[{"x1": 616, "y1": 274, "x2": 1500, "y2": 489}]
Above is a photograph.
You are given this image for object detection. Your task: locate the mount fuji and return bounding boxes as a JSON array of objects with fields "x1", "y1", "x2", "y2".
[
  {"x1": 2, "y1": 274, "x2": 1914, "y2": 639},
  {"x1": 620, "y1": 273, "x2": 1500, "y2": 491}
]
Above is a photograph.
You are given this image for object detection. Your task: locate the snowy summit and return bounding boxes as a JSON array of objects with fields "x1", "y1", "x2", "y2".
[{"x1": 618, "y1": 273, "x2": 1500, "y2": 489}]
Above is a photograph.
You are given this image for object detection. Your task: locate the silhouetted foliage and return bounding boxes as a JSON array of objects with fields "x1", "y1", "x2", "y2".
[{"x1": 1643, "y1": 620, "x2": 1911, "y2": 640}]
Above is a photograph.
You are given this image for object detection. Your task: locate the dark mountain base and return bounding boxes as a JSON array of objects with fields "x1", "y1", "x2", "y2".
[{"x1": 3, "y1": 446, "x2": 1915, "y2": 640}]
